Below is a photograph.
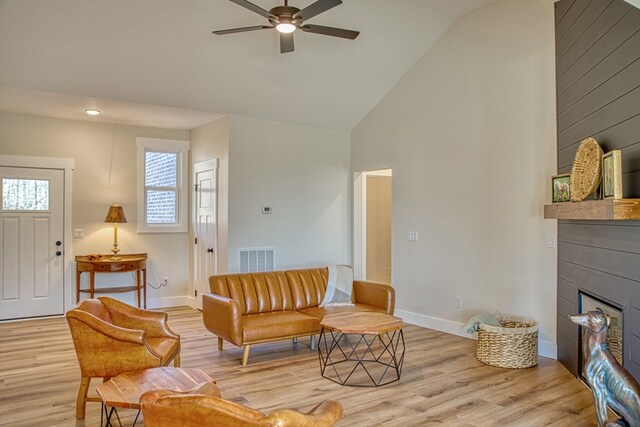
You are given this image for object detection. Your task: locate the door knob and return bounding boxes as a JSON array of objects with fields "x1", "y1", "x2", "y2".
[
  {"x1": 207, "y1": 248, "x2": 214, "y2": 253},
  {"x1": 56, "y1": 241, "x2": 62, "y2": 246},
  {"x1": 56, "y1": 251, "x2": 62, "y2": 256}
]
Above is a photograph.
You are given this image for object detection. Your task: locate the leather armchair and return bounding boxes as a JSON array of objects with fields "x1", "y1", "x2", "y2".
[
  {"x1": 140, "y1": 385, "x2": 343, "y2": 427},
  {"x1": 66, "y1": 296, "x2": 180, "y2": 420}
]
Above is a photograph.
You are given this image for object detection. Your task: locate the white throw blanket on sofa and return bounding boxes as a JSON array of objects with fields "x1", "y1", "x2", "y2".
[{"x1": 320, "y1": 265, "x2": 355, "y2": 307}]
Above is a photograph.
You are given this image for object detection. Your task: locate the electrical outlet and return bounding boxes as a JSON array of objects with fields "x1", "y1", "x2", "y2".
[
  {"x1": 456, "y1": 296, "x2": 463, "y2": 309},
  {"x1": 547, "y1": 235, "x2": 556, "y2": 248},
  {"x1": 73, "y1": 228, "x2": 84, "y2": 238}
]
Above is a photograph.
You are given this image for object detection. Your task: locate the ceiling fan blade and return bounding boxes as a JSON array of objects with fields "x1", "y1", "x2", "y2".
[
  {"x1": 228, "y1": 0, "x2": 275, "y2": 19},
  {"x1": 294, "y1": 0, "x2": 342, "y2": 21},
  {"x1": 213, "y1": 25, "x2": 272, "y2": 35},
  {"x1": 280, "y1": 32, "x2": 294, "y2": 53},
  {"x1": 300, "y1": 24, "x2": 359, "y2": 40}
]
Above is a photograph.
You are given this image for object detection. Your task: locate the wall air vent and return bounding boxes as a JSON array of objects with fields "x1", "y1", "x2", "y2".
[{"x1": 238, "y1": 247, "x2": 275, "y2": 273}]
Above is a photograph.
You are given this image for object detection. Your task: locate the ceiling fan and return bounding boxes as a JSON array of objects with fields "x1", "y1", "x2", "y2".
[{"x1": 213, "y1": 0, "x2": 359, "y2": 53}]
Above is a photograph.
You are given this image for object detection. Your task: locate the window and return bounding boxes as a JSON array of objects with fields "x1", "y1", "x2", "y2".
[
  {"x1": 137, "y1": 138, "x2": 189, "y2": 233},
  {"x1": 2, "y1": 178, "x2": 49, "y2": 211}
]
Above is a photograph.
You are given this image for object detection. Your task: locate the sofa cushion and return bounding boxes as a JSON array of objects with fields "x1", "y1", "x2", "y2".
[
  {"x1": 298, "y1": 303, "x2": 384, "y2": 320},
  {"x1": 242, "y1": 311, "x2": 320, "y2": 343},
  {"x1": 210, "y1": 272, "x2": 295, "y2": 315},
  {"x1": 286, "y1": 268, "x2": 328, "y2": 310},
  {"x1": 147, "y1": 337, "x2": 181, "y2": 365}
]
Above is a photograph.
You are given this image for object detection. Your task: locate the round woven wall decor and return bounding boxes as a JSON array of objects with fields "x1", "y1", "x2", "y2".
[{"x1": 570, "y1": 137, "x2": 603, "y2": 201}]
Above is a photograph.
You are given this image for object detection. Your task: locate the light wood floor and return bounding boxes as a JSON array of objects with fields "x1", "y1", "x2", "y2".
[{"x1": 0, "y1": 306, "x2": 599, "y2": 426}]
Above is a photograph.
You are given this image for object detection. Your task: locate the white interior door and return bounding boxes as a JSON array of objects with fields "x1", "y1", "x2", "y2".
[
  {"x1": 193, "y1": 159, "x2": 218, "y2": 310},
  {"x1": 0, "y1": 167, "x2": 65, "y2": 320}
]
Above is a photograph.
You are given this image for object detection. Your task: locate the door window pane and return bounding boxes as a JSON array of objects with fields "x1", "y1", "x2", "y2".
[
  {"x1": 146, "y1": 190, "x2": 176, "y2": 223},
  {"x1": 2, "y1": 179, "x2": 49, "y2": 211}
]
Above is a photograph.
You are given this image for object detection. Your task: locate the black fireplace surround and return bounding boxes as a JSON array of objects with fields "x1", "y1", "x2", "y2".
[{"x1": 554, "y1": 0, "x2": 640, "y2": 383}]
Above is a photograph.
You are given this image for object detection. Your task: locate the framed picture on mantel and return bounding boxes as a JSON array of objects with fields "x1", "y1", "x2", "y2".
[
  {"x1": 552, "y1": 173, "x2": 571, "y2": 203},
  {"x1": 602, "y1": 150, "x2": 622, "y2": 199}
]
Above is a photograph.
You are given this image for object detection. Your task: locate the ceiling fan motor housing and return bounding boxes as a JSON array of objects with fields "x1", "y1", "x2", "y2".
[{"x1": 269, "y1": 5, "x2": 301, "y2": 26}]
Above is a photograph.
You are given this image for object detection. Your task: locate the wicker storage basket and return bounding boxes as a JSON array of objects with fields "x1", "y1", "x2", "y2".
[{"x1": 476, "y1": 314, "x2": 538, "y2": 369}]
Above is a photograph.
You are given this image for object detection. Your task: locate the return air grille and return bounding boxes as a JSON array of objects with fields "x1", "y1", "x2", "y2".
[{"x1": 239, "y1": 248, "x2": 275, "y2": 273}]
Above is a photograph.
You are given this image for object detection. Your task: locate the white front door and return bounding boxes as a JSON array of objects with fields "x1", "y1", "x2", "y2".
[
  {"x1": 193, "y1": 159, "x2": 218, "y2": 310},
  {"x1": 0, "y1": 167, "x2": 65, "y2": 320}
]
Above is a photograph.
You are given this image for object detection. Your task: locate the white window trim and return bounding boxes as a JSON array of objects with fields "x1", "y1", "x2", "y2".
[{"x1": 136, "y1": 137, "x2": 189, "y2": 233}]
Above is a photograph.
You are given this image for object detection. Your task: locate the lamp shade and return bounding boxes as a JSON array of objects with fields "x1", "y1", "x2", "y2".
[{"x1": 104, "y1": 204, "x2": 127, "y2": 223}]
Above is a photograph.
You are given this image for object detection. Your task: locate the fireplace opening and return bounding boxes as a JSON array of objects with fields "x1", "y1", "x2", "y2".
[{"x1": 578, "y1": 292, "x2": 623, "y2": 380}]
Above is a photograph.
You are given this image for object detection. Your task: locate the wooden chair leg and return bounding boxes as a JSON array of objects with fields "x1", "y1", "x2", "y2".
[
  {"x1": 75, "y1": 376, "x2": 91, "y2": 420},
  {"x1": 218, "y1": 337, "x2": 223, "y2": 351},
  {"x1": 173, "y1": 353, "x2": 181, "y2": 367},
  {"x1": 242, "y1": 345, "x2": 251, "y2": 366}
]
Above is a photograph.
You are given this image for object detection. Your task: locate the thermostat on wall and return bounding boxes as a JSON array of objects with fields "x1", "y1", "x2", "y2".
[{"x1": 261, "y1": 206, "x2": 272, "y2": 214}]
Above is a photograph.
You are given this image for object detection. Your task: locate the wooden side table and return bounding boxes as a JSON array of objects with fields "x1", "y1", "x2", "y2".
[
  {"x1": 96, "y1": 367, "x2": 215, "y2": 426},
  {"x1": 75, "y1": 253, "x2": 148, "y2": 308},
  {"x1": 318, "y1": 312, "x2": 405, "y2": 387}
]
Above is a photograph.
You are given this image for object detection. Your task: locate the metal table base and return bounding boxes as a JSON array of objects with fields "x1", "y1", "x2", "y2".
[{"x1": 317, "y1": 327, "x2": 405, "y2": 387}]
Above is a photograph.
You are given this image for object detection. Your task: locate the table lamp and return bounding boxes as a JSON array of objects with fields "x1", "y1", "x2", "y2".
[{"x1": 104, "y1": 203, "x2": 127, "y2": 260}]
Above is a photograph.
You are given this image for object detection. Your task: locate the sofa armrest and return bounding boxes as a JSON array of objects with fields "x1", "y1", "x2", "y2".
[
  {"x1": 202, "y1": 293, "x2": 243, "y2": 346},
  {"x1": 264, "y1": 400, "x2": 343, "y2": 427},
  {"x1": 353, "y1": 281, "x2": 395, "y2": 314}
]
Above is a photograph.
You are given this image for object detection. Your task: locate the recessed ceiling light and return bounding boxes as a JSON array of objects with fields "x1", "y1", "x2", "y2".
[{"x1": 84, "y1": 108, "x2": 102, "y2": 116}]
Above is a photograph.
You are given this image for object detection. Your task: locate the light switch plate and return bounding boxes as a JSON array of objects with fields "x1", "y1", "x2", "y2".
[
  {"x1": 408, "y1": 231, "x2": 418, "y2": 241},
  {"x1": 73, "y1": 228, "x2": 84, "y2": 238}
]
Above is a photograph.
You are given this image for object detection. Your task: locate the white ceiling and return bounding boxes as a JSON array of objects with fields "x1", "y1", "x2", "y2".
[
  {"x1": 0, "y1": 0, "x2": 495, "y2": 131},
  {"x1": 625, "y1": 0, "x2": 640, "y2": 9}
]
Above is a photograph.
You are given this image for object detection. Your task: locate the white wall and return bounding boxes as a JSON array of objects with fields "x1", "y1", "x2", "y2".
[
  {"x1": 351, "y1": 0, "x2": 558, "y2": 356},
  {"x1": 0, "y1": 112, "x2": 191, "y2": 309},
  {"x1": 190, "y1": 116, "x2": 230, "y2": 277},
  {"x1": 227, "y1": 115, "x2": 351, "y2": 272}
]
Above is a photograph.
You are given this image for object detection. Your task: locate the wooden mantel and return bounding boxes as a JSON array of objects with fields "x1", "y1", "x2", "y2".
[{"x1": 544, "y1": 199, "x2": 640, "y2": 220}]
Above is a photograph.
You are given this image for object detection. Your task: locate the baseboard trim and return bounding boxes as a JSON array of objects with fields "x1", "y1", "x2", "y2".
[
  {"x1": 395, "y1": 309, "x2": 557, "y2": 359},
  {"x1": 148, "y1": 295, "x2": 193, "y2": 309},
  {"x1": 538, "y1": 338, "x2": 557, "y2": 359}
]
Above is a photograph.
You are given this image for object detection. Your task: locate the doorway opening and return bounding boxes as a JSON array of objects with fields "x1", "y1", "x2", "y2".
[{"x1": 353, "y1": 169, "x2": 392, "y2": 283}]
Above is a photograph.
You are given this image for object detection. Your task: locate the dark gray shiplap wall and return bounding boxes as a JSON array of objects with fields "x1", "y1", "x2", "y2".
[{"x1": 555, "y1": 0, "x2": 640, "y2": 380}]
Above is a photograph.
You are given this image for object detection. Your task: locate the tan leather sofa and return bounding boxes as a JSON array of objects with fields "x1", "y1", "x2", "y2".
[{"x1": 203, "y1": 267, "x2": 395, "y2": 366}]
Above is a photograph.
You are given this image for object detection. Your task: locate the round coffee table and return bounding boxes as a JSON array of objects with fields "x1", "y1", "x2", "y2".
[
  {"x1": 317, "y1": 312, "x2": 405, "y2": 387},
  {"x1": 96, "y1": 367, "x2": 215, "y2": 426}
]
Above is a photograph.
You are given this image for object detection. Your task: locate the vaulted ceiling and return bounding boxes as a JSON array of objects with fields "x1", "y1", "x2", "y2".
[{"x1": 0, "y1": 0, "x2": 495, "y2": 130}]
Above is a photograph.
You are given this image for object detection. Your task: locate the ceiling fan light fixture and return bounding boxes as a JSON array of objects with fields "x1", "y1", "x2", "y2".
[
  {"x1": 276, "y1": 22, "x2": 296, "y2": 33},
  {"x1": 213, "y1": 0, "x2": 359, "y2": 53}
]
